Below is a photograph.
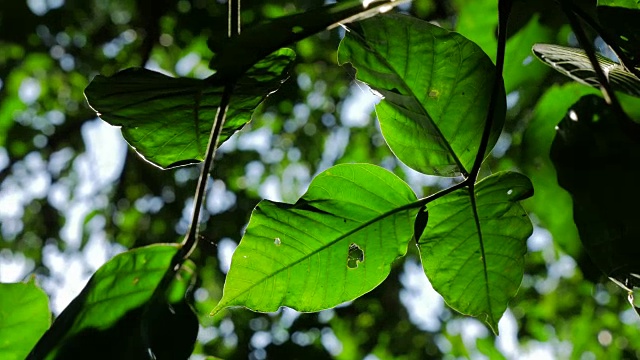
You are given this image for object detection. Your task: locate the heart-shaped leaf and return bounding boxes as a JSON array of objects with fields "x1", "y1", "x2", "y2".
[
  {"x1": 0, "y1": 280, "x2": 51, "y2": 360},
  {"x1": 338, "y1": 14, "x2": 506, "y2": 177},
  {"x1": 418, "y1": 172, "x2": 533, "y2": 333},
  {"x1": 212, "y1": 163, "x2": 419, "y2": 314},
  {"x1": 84, "y1": 48, "x2": 295, "y2": 169},
  {"x1": 532, "y1": 44, "x2": 640, "y2": 97}
]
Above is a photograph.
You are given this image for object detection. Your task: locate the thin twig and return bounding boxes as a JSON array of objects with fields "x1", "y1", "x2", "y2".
[{"x1": 181, "y1": 86, "x2": 233, "y2": 259}]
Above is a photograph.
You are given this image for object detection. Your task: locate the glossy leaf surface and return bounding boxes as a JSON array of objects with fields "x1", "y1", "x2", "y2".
[
  {"x1": 532, "y1": 44, "x2": 640, "y2": 97},
  {"x1": 418, "y1": 172, "x2": 533, "y2": 333},
  {"x1": 30, "y1": 244, "x2": 198, "y2": 360},
  {"x1": 84, "y1": 49, "x2": 295, "y2": 169},
  {"x1": 551, "y1": 95, "x2": 640, "y2": 287},
  {"x1": 338, "y1": 14, "x2": 506, "y2": 177},
  {"x1": 212, "y1": 163, "x2": 419, "y2": 314},
  {"x1": 0, "y1": 281, "x2": 50, "y2": 360}
]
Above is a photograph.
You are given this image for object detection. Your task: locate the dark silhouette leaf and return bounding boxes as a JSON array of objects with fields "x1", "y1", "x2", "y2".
[
  {"x1": 551, "y1": 94, "x2": 640, "y2": 288},
  {"x1": 597, "y1": 5, "x2": 640, "y2": 69}
]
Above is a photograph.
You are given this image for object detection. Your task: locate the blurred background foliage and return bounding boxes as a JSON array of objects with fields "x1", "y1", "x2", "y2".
[{"x1": 1, "y1": 0, "x2": 639, "y2": 358}]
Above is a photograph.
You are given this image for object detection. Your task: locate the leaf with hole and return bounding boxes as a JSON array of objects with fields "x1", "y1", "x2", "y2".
[
  {"x1": 338, "y1": 14, "x2": 506, "y2": 177},
  {"x1": 418, "y1": 172, "x2": 533, "y2": 333},
  {"x1": 212, "y1": 163, "x2": 419, "y2": 314},
  {"x1": 0, "y1": 280, "x2": 51, "y2": 360},
  {"x1": 29, "y1": 244, "x2": 198, "y2": 360},
  {"x1": 532, "y1": 44, "x2": 640, "y2": 97},
  {"x1": 84, "y1": 48, "x2": 295, "y2": 169}
]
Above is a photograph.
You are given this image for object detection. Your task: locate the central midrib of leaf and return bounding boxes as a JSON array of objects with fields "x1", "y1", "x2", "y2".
[
  {"x1": 215, "y1": 200, "x2": 423, "y2": 311},
  {"x1": 350, "y1": 31, "x2": 466, "y2": 173},
  {"x1": 468, "y1": 185, "x2": 495, "y2": 323}
]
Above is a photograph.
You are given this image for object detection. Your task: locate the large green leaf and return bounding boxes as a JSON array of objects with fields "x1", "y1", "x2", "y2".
[
  {"x1": 532, "y1": 44, "x2": 640, "y2": 97},
  {"x1": 84, "y1": 48, "x2": 295, "y2": 169},
  {"x1": 212, "y1": 163, "x2": 419, "y2": 314},
  {"x1": 550, "y1": 95, "x2": 640, "y2": 288},
  {"x1": 0, "y1": 280, "x2": 51, "y2": 360},
  {"x1": 338, "y1": 14, "x2": 506, "y2": 177},
  {"x1": 208, "y1": 0, "x2": 409, "y2": 83},
  {"x1": 29, "y1": 244, "x2": 198, "y2": 360},
  {"x1": 418, "y1": 172, "x2": 533, "y2": 333}
]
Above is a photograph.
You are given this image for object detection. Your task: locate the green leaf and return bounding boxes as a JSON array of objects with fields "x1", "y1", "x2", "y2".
[
  {"x1": 84, "y1": 48, "x2": 295, "y2": 169},
  {"x1": 208, "y1": 0, "x2": 408, "y2": 83},
  {"x1": 30, "y1": 244, "x2": 198, "y2": 359},
  {"x1": 521, "y1": 83, "x2": 599, "y2": 257},
  {"x1": 532, "y1": 44, "x2": 640, "y2": 97},
  {"x1": 338, "y1": 14, "x2": 506, "y2": 177},
  {"x1": 0, "y1": 280, "x2": 51, "y2": 360},
  {"x1": 550, "y1": 95, "x2": 640, "y2": 287},
  {"x1": 597, "y1": 6, "x2": 640, "y2": 69},
  {"x1": 418, "y1": 172, "x2": 533, "y2": 333},
  {"x1": 212, "y1": 163, "x2": 419, "y2": 314}
]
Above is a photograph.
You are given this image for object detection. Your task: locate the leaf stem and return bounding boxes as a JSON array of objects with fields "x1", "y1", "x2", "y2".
[{"x1": 181, "y1": 85, "x2": 233, "y2": 259}]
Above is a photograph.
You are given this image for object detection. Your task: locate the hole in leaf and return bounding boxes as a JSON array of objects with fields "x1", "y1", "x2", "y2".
[{"x1": 347, "y1": 243, "x2": 364, "y2": 269}]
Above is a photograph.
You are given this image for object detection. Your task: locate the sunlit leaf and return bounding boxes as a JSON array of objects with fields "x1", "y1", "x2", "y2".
[
  {"x1": 532, "y1": 44, "x2": 640, "y2": 97},
  {"x1": 212, "y1": 163, "x2": 419, "y2": 314},
  {"x1": 29, "y1": 244, "x2": 198, "y2": 360},
  {"x1": 0, "y1": 280, "x2": 51, "y2": 360},
  {"x1": 551, "y1": 95, "x2": 640, "y2": 288},
  {"x1": 418, "y1": 172, "x2": 533, "y2": 333},
  {"x1": 84, "y1": 48, "x2": 295, "y2": 169},
  {"x1": 338, "y1": 14, "x2": 506, "y2": 177}
]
